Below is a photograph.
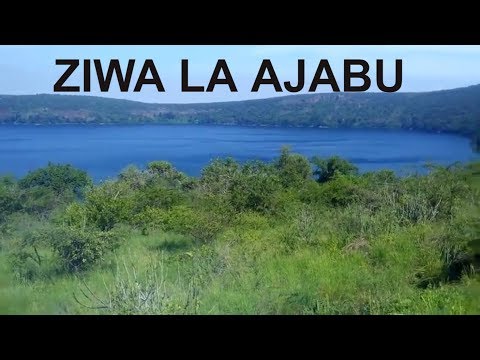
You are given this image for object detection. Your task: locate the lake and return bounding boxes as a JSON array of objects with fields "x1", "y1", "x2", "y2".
[{"x1": 0, "y1": 125, "x2": 478, "y2": 182}]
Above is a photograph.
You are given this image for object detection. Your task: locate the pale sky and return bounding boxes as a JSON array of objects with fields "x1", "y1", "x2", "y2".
[{"x1": 0, "y1": 45, "x2": 479, "y2": 103}]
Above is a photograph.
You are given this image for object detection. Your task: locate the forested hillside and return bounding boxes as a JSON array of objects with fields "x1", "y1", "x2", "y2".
[{"x1": 0, "y1": 85, "x2": 479, "y2": 140}]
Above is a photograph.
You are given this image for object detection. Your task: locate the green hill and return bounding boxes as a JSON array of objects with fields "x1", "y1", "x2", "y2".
[{"x1": 1, "y1": 84, "x2": 479, "y2": 140}]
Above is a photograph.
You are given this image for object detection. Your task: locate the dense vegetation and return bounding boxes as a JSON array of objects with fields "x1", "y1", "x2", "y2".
[
  {"x1": 1, "y1": 151, "x2": 479, "y2": 314},
  {"x1": 1, "y1": 84, "x2": 480, "y2": 141}
]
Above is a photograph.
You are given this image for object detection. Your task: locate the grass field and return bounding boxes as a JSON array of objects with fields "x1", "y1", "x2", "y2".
[{"x1": 1, "y1": 150, "x2": 479, "y2": 314}]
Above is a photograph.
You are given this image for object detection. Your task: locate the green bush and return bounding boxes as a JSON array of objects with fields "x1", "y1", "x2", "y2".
[
  {"x1": 51, "y1": 226, "x2": 124, "y2": 272},
  {"x1": 0, "y1": 176, "x2": 21, "y2": 222},
  {"x1": 59, "y1": 202, "x2": 88, "y2": 228},
  {"x1": 312, "y1": 156, "x2": 358, "y2": 183},
  {"x1": 275, "y1": 146, "x2": 312, "y2": 188},
  {"x1": 13, "y1": 225, "x2": 125, "y2": 275},
  {"x1": 19, "y1": 163, "x2": 92, "y2": 197},
  {"x1": 317, "y1": 173, "x2": 360, "y2": 207},
  {"x1": 84, "y1": 181, "x2": 135, "y2": 231},
  {"x1": 147, "y1": 161, "x2": 192, "y2": 189},
  {"x1": 134, "y1": 184, "x2": 186, "y2": 211},
  {"x1": 229, "y1": 161, "x2": 282, "y2": 213},
  {"x1": 199, "y1": 157, "x2": 240, "y2": 195},
  {"x1": 118, "y1": 165, "x2": 149, "y2": 189}
]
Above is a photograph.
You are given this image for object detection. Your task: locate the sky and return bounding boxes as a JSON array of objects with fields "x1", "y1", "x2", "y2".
[{"x1": 0, "y1": 45, "x2": 479, "y2": 103}]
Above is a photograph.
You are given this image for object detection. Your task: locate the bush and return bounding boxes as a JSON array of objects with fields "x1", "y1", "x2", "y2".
[
  {"x1": 14, "y1": 225, "x2": 125, "y2": 275},
  {"x1": 311, "y1": 156, "x2": 358, "y2": 183},
  {"x1": 199, "y1": 157, "x2": 240, "y2": 195},
  {"x1": 229, "y1": 161, "x2": 282, "y2": 213},
  {"x1": 132, "y1": 206, "x2": 168, "y2": 233},
  {"x1": 134, "y1": 184, "x2": 186, "y2": 211},
  {"x1": 19, "y1": 163, "x2": 92, "y2": 197},
  {"x1": 275, "y1": 146, "x2": 312, "y2": 188},
  {"x1": 298, "y1": 180, "x2": 325, "y2": 205},
  {"x1": 84, "y1": 181, "x2": 135, "y2": 231},
  {"x1": 0, "y1": 176, "x2": 21, "y2": 222},
  {"x1": 317, "y1": 173, "x2": 360, "y2": 207},
  {"x1": 51, "y1": 226, "x2": 124, "y2": 272},
  {"x1": 19, "y1": 187, "x2": 59, "y2": 216},
  {"x1": 132, "y1": 205, "x2": 223, "y2": 243},
  {"x1": 147, "y1": 161, "x2": 192, "y2": 189},
  {"x1": 118, "y1": 165, "x2": 149, "y2": 189},
  {"x1": 163, "y1": 205, "x2": 223, "y2": 243},
  {"x1": 280, "y1": 206, "x2": 322, "y2": 250},
  {"x1": 59, "y1": 202, "x2": 88, "y2": 228}
]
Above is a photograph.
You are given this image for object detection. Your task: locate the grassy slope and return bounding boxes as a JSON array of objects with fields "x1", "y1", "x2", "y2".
[
  {"x1": 1, "y1": 167, "x2": 479, "y2": 315},
  {"x1": 1, "y1": 229, "x2": 479, "y2": 315}
]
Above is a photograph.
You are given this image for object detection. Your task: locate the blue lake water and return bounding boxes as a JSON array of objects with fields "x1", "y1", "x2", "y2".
[{"x1": 0, "y1": 125, "x2": 478, "y2": 182}]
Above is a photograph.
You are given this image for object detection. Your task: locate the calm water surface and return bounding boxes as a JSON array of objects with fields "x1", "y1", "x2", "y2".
[{"x1": 0, "y1": 125, "x2": 478, "y2": 182}]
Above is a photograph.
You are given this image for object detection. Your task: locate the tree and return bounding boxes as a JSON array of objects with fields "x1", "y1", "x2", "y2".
[
  {"x1": 147, "y1": 161, "x2": 192, "y2": 189},
  {"x1": 229, "y1": 160, "x2": 282, "y2": 213},
  {"x1": 275, "y1": 146, "x2": 312, "y2": 188},
  {"x1": 118, "y1": 165, "x2": 148, "y2": 189},
  {"x1": 199, "y1": 157, "x2": 240, "y2": 195},
  {"x1": 0, "y1": 176, "x2": 21, "y2": 222},
  {"x1": 84, "y1": 181, "x2": 135, "y2": 231},
  {"x1": 311, "y1": 156, "x2": 358, "y2": 183},
  {"x1": 19, "y1": 163, "x2": 92, "y2": 197}
]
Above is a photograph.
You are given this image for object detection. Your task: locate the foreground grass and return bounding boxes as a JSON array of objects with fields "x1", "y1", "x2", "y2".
[
  {"x1": 1, "y1": 227, "x2": 478, "y2": 315},
  {"x1": 1, "y1": 153, "x2": 479, "y2": 314}
]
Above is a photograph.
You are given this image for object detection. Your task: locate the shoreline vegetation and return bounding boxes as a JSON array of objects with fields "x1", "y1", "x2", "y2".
[
  {"x1": 1, "y1": 84, "x2": 479, "y2": 150},
  {"x1": 1, "y1": 148, "x2": 479, "y2": 314}
]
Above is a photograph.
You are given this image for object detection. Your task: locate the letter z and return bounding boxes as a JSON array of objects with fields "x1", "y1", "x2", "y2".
[{"x1": 54, "y1": 59, "x2": 80, "y2": 92}]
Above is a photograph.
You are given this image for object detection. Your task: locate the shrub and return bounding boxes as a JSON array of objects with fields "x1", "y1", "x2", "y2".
[
  {"x1": 19, "y1": 187, "x2": 59, "y2": 216},
  {"x1": 199, "y1": 157, "x2": 240, "y2": 195},
  {"x1": 50, "y1": 226, "x2": 124, "y2": 272},
  {"x1": 84, "y1": 181, "x2": 135, "y2": 231},
  {"x1": 163, "y1": 206, "x2": 223, "y2": 243},
  {"x1": 60, "y1": 202, "x2": 88, "y2": 228},
  {"x1": 298, "y1": 180, "x2": 325, "y2": 205},
  {"x1": 14, "y1": 225, "x2": 125, "y2": 274},
  {"x1": 311, "y1": 156, "x2": 358, "y2": 183},
  {"x1": 134, "y1": 184, "x2": 186, "y2": 211},
  {"x1": 317, "y1": 173, "x2": 359, "y2": 207},
  {"x1": 147, "y1": 161, "x2": 192, "y2": 189},
  {"x1": 0, "y1": 176, "x2": 21, "y2": 222},
  {"x1": 280, "y1": 206, "x2": 322, "y2": 250},
  {"x1": 118, "y1": 165, "x2": 149, "y2": 189},
  {"x1": 275, "y1": 146, "x2": 312, "y2": 188},
  {"x1": 229, "y1": 161, "x2": 282, "y2": 213},
  {"x1": 132, "y1": 206, "x2": 168, "y2": 233},
  {"x1": 19, "y1": 163, "x2": 92, "y2": 197}
]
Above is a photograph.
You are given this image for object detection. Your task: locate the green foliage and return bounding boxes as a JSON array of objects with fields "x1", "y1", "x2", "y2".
[
  {"x1": 199, "y1": 157, "x2": 239, "y2": 195},
  {"x1": 317, "y1": 173, "x2": 360, "y2": 206},
  {"x1": 1, "y1": 153, "x2": 480, "y2": 314},
  {"x1": 118, "y1": 165, "x2": 148, "y2": 189},
  {"x1": 84, "y1": 181, "x2": 135, "y2": 231},
  {"x1": 49, "y1": 226, "x2": 124, "y2": 272},
  {"x1": 19, "y1": 187, "x2": 58, "y2": 216},
  {"x1": 2, "y1": 85, "x2": 480, "y2": 146},
  {"x1": 147, "y1": 161, "x2": 192, "y2": 189},
  {"x1": 134, "y1": 184, "x2": 185, "y2": 211},
  {"x1": 229, "y1": 161, "x2": 282, "y2": 213},
  {"x1": 276, "y1": 146, "x2": 312, "y2": 188},
  {"x1": 74, "y1": 259, "x2": 199, "y2": 315},
  {"x1": 312, "y1": 155, "x2": 359, "y2": 183},
  {"x1": 19, "y1": 163, "x2": 92, "y2": 197},
  {"x1": 0, "y1": 176, "x2": 21, "y2": 222},
  {"x1": 12, "y1": 225, "x2": 125, "y2": 278}
]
